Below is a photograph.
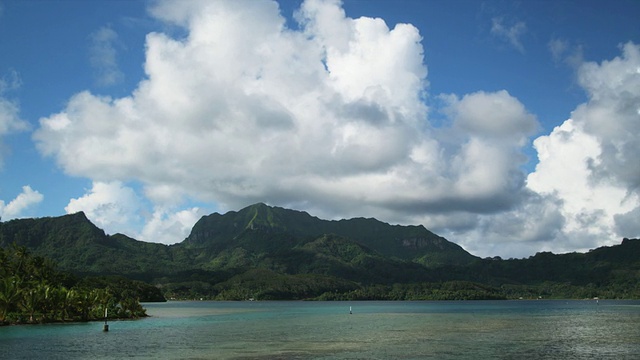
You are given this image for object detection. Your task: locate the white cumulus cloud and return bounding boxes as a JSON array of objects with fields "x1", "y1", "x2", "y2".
[
  {"x1": 0, "y1": 186, "x2": 44, "y2": 220},
  {"x1": 31, "y1": 0, "x2": 640, "y2": 258},
  {"x1": 64, "y1": 181, "x2": 204, "y2": 244},
  {"x1": 32, "y1": 0, "x2": 539, "y2": 255},
  {"x1": 525, "y1": 42, "x2": 640, "y2": 253},
  {"x1": 140, "y1": 207, "x2": 206, "y2": 244},
  {"x1": 65, "y1": 181, "x2": 143, "y2": 235}
]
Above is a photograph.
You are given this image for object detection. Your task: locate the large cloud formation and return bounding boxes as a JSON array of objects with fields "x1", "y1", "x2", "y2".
[
  {"x1": 527, "y1": 42, "x2": 640, "y2": 255},
  {"x1": 33, "y1": 0, "x2": 639, "y2": 257}
]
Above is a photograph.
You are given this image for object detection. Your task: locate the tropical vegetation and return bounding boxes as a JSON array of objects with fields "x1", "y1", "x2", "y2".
[
  {"x1": 0, "y1": 244, "x2": 155, "y2": 325},
  {"x1": 1, "y1": 203, "x2": 639, "y2": 304}
]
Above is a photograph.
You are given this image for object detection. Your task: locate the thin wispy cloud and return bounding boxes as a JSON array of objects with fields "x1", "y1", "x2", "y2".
[
  {"x1": 491, "y1": 17, "x2": 526, "y2": 53},
  {"x1": 89, "y1": 26, "x2": 124, "y2": 87},
  {"x1": 0, "y1": 69, "x2": 22, "y2": 93},
  {"x1": 548, "y1": 38, "x2": 568, "y2": 63},
  {"x1": 548, "y1": 38, "x2": 584, "y2": 68},
  {"x1": 0, "y1": 70, "x2": 28, "y2": 169}
]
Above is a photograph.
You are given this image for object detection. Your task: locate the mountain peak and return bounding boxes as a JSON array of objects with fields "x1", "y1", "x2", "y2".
[
  {"x1": 67, "y1": 210, "x2": 89, "y2": 221},
  {"x1": 247, "y1": 202, "x2": 269, "y2": 209},
  {"x1": 239, "y1": 203, "x2": 282, "y2": 229}
]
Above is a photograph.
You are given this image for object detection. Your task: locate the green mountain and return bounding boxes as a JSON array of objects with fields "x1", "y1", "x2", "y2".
[
  {"x1": 1, "y1": 203, "x2": 639, "y2": 300},
  {"x1": 184, "y1": 203, "x2": 477, "y2": 267},
  {"x1": 0, "y1": 212, "x2": 188, "y2": 279},
  {"x1": 0, "y1": 203, "x2": 464, "y2": 298}
]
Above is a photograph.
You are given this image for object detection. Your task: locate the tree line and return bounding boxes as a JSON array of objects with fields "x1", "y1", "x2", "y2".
[{"x1": 0, "y1": 244, "x2": 151, "y2": 325}]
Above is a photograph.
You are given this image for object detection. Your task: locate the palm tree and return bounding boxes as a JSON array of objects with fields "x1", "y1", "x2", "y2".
[
  {"x1": 75, "y1": 289, "x2": 98, "y2": 321},
  {"x1": 49, "y1": 286, "x2": 68, "y2": 322},
  {"x1": 0, "y1": 276, "x2": 22, "y2": 323},
  {"x1": 92, "y1": 288, "x2": 113, "y2": 320},
  {"x1": 17, "y1": 282, "x2": 51, "y2": 323},
  {"x1": 0, "y1": 247, "x2": 8, "y2": 277},
  {"x1": 37, "y1": 283, "x2": 54, "y2": 323},
  {"x1": 19, "y1": 286, "x2": 40, "y2": 323},
  {"x1": 11, "y1": 244, "x2": 30, "y2": 277},
  {"x1": 118, "y1": 289, "x2": 147, "y2": 318},
  {"x1": 62, "y1": 288, "x2": 78, "y2": 321}
]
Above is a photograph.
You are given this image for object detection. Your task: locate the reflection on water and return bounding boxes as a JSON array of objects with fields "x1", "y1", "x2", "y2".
[{"x1": 1, "y1": 300, "x2": 639, "y2": 359}]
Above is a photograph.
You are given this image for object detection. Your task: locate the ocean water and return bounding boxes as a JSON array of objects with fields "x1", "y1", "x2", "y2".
[{"x1": 1, "y1": 300, "x2": 639, "y2": 359}]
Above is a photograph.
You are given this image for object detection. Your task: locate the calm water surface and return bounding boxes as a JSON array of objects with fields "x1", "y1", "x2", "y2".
[{"x1": 1, "y1": 300, "x2": 639, "y2": 359}]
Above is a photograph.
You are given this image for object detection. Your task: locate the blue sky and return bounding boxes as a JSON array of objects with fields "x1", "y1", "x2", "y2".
[{"x1": 0, "y1": 0, "x2": 639, "y2": 258}]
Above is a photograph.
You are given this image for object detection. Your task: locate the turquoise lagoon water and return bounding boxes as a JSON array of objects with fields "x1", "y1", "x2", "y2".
[{"x1": 1, "y1": 300, "x2": 639, "y2": 359}]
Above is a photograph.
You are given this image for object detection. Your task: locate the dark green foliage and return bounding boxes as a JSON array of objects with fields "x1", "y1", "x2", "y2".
[
  {"x1": 212, "y1": 268, "x2": 359, "y2": 300},
  {"x1": 0, "y1": 245, "x2": 154, "y2": 325},
  {"x1": 317, "y1": 281, "x2": 507, "y2": 301},
  {"x1": 184, "y1": 203, "x2": 478, "y2": 267},
  {"x1": 75, "y1": 276, "x2": 166, "y2": 302},
  {"x1": 0, "y1": 213, "x2": 188, "y2": 278},
  {"x1": 1, "y1": 205, "x2": 640, "y2": 301},
  {"x1": 470, "y1": 239, "x2": 640, "y2": 299}
]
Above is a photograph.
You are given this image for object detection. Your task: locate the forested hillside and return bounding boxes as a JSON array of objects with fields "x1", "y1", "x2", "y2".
[
  {"x1": 0, "y1": 244, "x2": 162, "y2": 325},
  {"x1": 1, "y1": 203, "x2": 639, "y2": 301}
]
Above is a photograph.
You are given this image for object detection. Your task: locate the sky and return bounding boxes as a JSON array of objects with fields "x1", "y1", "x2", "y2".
[{"x1": 0, "y1": 0, "x2": 639, "y2": 259}]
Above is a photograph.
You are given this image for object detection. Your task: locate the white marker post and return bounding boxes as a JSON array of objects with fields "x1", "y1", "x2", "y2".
[{"x1": 103, "y1": 308, "x2": 109, "y2": 332}]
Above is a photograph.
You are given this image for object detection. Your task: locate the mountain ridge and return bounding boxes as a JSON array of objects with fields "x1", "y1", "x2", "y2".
[
  {"x1": 1, "y1": 203, "x2": 639, "y2": 300},
  {"x1": 184, "y1": 202, "x2": 477, "y2": 267}
]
